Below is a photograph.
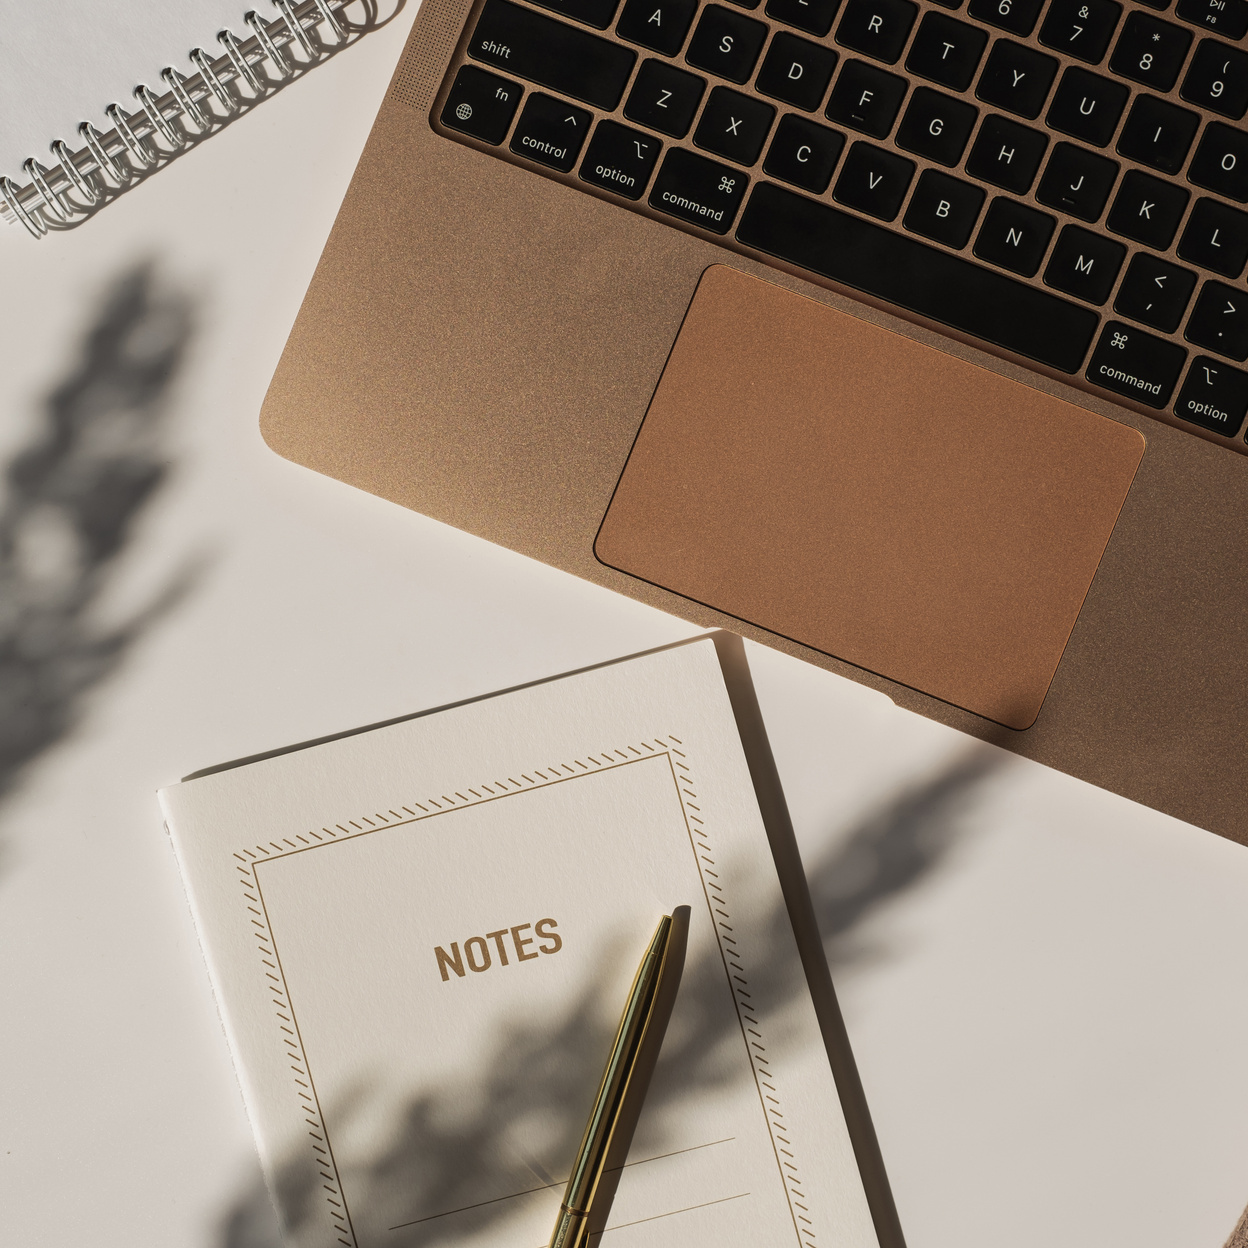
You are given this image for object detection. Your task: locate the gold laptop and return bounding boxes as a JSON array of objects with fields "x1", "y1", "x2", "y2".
[{"x1": 262, "y1": 0, "x2": 1248, "y2": 842}]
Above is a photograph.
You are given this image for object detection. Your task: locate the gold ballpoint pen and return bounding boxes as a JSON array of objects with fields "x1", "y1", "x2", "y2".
[{"x1": 548, "y1": 914, "x2": 679, "y2": 1248}]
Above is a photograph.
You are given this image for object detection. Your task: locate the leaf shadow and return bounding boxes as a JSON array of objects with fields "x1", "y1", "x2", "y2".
[{"x1": 0, "y1": 262, "x2": 199, "y2": 862}]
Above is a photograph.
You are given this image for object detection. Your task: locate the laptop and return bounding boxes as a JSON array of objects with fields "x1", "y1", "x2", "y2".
[{"x1": 261, "y1": 0, "x2": 1248, "y2": 841}]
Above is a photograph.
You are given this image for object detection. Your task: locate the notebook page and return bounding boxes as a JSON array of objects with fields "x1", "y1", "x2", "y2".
[
  {"x1": 160, "y1": 639, "x2": 880, "y2": 1248},
  {"x1": 0, "y1": 0, "x2": 252, "y2": 177}
]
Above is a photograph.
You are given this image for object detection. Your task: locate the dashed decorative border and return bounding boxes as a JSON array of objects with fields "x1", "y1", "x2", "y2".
[
  {"x1": 233, "y1": 736, "x2": 812, "y2": 1247},
  {"x1": 235, "y1": 858, "x2": 357, "y2": 1247},
  {"x1": 662, "y1": 742, "x2": 817, "y2": 1248}
]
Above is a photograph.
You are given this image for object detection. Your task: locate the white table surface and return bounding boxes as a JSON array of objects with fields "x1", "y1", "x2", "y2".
[{"x1": 2, "y1": 7, "x2": 1247, "y2": 1247}]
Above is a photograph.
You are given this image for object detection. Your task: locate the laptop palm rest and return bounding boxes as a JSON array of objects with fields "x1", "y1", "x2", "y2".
[{"x1": 595, "y1": 266, "x2": 1146, "y2": 730}]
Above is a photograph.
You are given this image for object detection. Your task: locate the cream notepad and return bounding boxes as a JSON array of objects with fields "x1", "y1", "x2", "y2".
[{"x1": 160, "y1": 638, "x2": 883, "y2": 1248}]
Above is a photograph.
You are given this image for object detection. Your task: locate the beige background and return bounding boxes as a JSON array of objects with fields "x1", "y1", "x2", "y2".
[{"x1": 0, "y1": 4, "x2": 1246, "y2": 1247}]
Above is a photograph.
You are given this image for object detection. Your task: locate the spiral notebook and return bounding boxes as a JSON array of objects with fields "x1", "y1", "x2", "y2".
[
  {"x1": 159, "y1": 637, "x2": 888, "y2": 1248},
  {"x1": 0, "y1": 0, "x2": 388, "y2": 238}
]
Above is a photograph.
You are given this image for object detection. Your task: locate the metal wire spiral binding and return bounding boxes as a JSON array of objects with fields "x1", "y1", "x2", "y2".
[
  {"x1": 277, "y1": 0, "x2": 318, "y2": 58},
  {"x1": 246, "y1": 10, "x2": 294, "y2": 78},
  {"x1": 162, "y1": 67, "x2": 208, "y2": 132},
  {"x1": 189, "y1": 48, "x2": 236, "y2": 114},
  {"x1": 218, "y1": 27, "x2": 264, "y2": 94},
  {"x1": 136, "y1": 83, "x2": 184, "y2": 148},
  {"x1": 52, "y1": 140, "x2": 99, "y2": 205},
  {"x1": 22, "y1": 159, "x2": 70, "y2": 222},
  {"x1": 106, "y1": 102, "x2": 157, "y2": 167},
  {"x1": 80, "y1": 122, "x2": 126, "y2": 184},
  {"x1": 0, "y1": 0, "x2": 384, "y2": 238}
]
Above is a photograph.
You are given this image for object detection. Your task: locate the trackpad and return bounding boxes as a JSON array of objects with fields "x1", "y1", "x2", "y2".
[{"x1": 595, "y1": 265, "x2": 1145, "y2": 730}]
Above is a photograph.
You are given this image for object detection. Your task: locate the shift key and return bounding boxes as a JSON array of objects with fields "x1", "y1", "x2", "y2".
[{"x1": 468, "y1": 0, "x2": 637, "y2": 109}]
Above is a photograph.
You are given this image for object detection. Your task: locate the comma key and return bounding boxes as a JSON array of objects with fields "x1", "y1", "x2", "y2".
[
  {"x1": 580, "y1": 120, "x2": 662, "y2": 199},
  {"x1": 649, "y1": 148, "x2": 749, "y2": 232}
]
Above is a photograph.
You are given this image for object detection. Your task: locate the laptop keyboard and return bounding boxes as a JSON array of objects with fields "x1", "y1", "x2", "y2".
[{"x1": 434, "y1": 0, "x2": 1248, "y2": 446}]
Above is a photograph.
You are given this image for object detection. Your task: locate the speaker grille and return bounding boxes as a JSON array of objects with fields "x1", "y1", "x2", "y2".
[{"x1": 390, "y1": 0, "x2": 474, "y2": 110}]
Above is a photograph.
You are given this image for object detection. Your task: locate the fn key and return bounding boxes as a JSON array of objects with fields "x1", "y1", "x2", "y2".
[{"x1": 441, "y1": 65, "x2": 522, "y2": 144}]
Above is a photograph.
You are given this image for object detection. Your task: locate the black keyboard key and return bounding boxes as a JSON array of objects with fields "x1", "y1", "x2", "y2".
[
  {"x1": 1137, "y1": 0, "x2": 1170, "y2": 10},
  {"x1": 1086, "y1": 321, "x2": 1185, "y2": 406},
  {"x1": 966, "y1": 0, "x2": 1045, "y2": 36},
  {"x1": 735, "y1": 181, "x2": 1098, "y2": 370},
  {"x1": 530, "y1": 0, "x2": 621, "y2": 28},
  {"x1": 1039, "y1": 0, "x2": 1123, "y2": 63},
  {"x1": 966, "y1": 114, "x2": 1048, "y2": 191},
  {"x1": 1036, "y1": 142, "x2": 1119, "y2": 219},
  {"x1": 686, "y1": 5, "x2": 769, "y2": 81},
  {"x1": 1108, "y1": 12, "x2": 1192, "y2": 90},
  {"x1": 510, "y1": 93, "x2": 592, "y2": 169},
  {"x1": 1046, "y1": 67, "x2": 1129, "y2": 145},
  {"x1": 1106, "y1": 169, "x2": 1189, "y2": 247},
  {"x1": 904, "y1": 12, "x2": 987, "y2": 89},
  {"x1": 1181, "y1": 39, "x2": 1248, "y2": 120},
  {"x1": 974, "y1": 196, "x2": 1056, "y2": 274},
  {"x1": 616, "y1": 0, "x2": 699, "y2": 52},
  {"x1": 895, "y1": 88, "x2": 979, "y2": 164},
  {"x1": 1185, "y1": 281, "x2": 1248, "y2": 358},
  {"x1": 694, "y1": 87, "x2": 777, "y2": 164},
  {"x1": 440, "y1": 65, "x2": 523, "y2": 144},
  {"x1": 579, "y1": 119, "x2": 662, "y2": 197},
  {"x1": 1174, "y1": 357, "x2": 1248, "y2": 434},
  {"x1": 624, "y1": 60, "x2": 706, "y2": 137},
  {"x1": 1113, "y1": 253, "x2": 1196, "y2": 330},
  {"x1": 764, "y1": 113, "x2": 847, "y2": 189},
  {"x1": 1043, "y1": 224, "x2": 1125, "y2": 303},
  {"x1": 1115, "y1": 95, "x2": 1200, "y2": 174},
  {"x1": 1188, "y1": 123, "x2": 1248, "y2": 202},
  {"x1": 833, "y1": 141, "x2": 915, "y2": 217},
  {"x1": 1175, "y1": 0, "x2": 1248, "y2": 38},
  {"x1": 765, "y1": 0, "x2": 843, "y2": 36},
  {"x1": 835, "y1": 0, "x2": 919, "y2": 64},
  {"x1": 649, "y1": 147, "x2": 749, "y2": 230},
  {"x1": 903, "y1": 168, "x2": 985, "y2": 245},
  {"x1": 825, "y1": 60, "x2": 908, "y2": 135},
  {"x1": 1178, "y1": 197, "x2": 1248, "y2": 275},
  {"x1": 756, "y1": 33, "x2": 840, "y2": 109},
  {"x1": 975, "y1": 40, "x2": 1058, "y2": 118},
  {"x1": 469, "y1": 0, "x2": 636, "y2": 108}
]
